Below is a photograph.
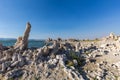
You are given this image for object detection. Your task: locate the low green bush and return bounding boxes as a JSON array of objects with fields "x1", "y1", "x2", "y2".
[{"x1": 65, "y1": 51, "x2": 86, "y2": 67}]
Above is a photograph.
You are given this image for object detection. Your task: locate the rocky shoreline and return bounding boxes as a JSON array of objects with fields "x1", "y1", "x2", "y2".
[{"x1": 0, "y1": 23, "x2": 120, "y2": 80}]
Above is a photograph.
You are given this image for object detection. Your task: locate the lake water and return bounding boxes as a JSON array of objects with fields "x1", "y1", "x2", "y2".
[{"x1": 0, "y1": 39, "x2": 46, "y2": 48}]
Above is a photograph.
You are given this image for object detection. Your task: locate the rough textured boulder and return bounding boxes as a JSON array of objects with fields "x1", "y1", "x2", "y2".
[
  {"x1": 101, "y1": 32, "x2": 118, "y2": 42},
  {"x1": 14, "y1": 22, "x2": 31, "y2": 50},
  {"x1": 46, "y1": 38, "x2": 52, "y2": 42},
  {"x1": 0, "y1": 43, "x2": 3, "y2": 50},
  {"x1": 50, "y1": 41, "x2": 60, "y2": 54},
  {"x1": 5, "y1": 69, "x2": 24, "y2": 79},
  {"x1": 109, "y1": 32, "x2": 115, "y2": 39},
  {"x1": 75, "y1": 42, "x2": 80, "y2": 52},
  {"x1": 107, "y1": 32, "x2": 118, "y2": 40}
]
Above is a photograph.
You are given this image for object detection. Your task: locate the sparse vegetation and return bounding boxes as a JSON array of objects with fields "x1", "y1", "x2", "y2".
[
  {"x1": 84, "y1": 51, "x2": 91, "y2": 55},
  {"x1": 69, "y1": 51, "x2": 79, "y2": 60},
  {"x1": 9, "y1": 78, "x2": 14, "y2": 80},
  {"x1": 66, "y1": 60, "x2": 74, "y2": 67},
  {"x1": 81, "y1": 38, "x2": 100, "y2": 42},
  {"x1": 114, "y1": 76, "x2": 118, "y2": 80},
  {"x1": 93, "y1": 76, "x2": 98, "y2": 80},
  {"x1": 66, "y1": 51, "x2": 86, "y2": 67}
]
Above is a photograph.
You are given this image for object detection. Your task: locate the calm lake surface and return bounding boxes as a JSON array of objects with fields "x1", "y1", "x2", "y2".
[{"x1": 0, "y1": 39, "x2": 46, "y2": 48}]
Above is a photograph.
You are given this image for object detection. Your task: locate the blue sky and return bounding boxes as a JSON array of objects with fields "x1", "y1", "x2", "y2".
[{"x1": 0, "y1": 0, "x2": 120, "y2": 39}]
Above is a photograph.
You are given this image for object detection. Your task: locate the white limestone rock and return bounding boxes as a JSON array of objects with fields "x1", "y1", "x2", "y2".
[
  {"x1": 12, "y1": 53, "x2": 18, "y2": 62},
  {"x1": 14, "y1": 22, "x2": 31, "y2": 50},
  {"x1": 75, "y1": 42, "x2": 80, "y2": 52},
  {"x1": 5, "y1": 69, "x2": 24, "y2": 79}
]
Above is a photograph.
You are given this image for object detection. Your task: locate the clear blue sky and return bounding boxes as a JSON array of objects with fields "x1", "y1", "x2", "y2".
[{"x1": 0, "y1": 0, "x2": 120, "y2": 39}]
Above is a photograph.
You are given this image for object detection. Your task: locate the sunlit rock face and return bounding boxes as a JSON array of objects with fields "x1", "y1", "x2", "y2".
[
  {"x1": 14, "y1": 22, "x2": 31, "y2": 50},
  {"x1": 106, "y1": 32, "x2": 118, "y2": 41},
  {"x1": 109, "y1": 32, "x2": 115, "y2": 39},
  {"x1": 1, "y1": 23, "x2": 120, "y2": 80}
]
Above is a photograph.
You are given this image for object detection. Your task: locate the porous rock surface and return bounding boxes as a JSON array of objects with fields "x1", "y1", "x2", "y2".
[
  {"x1": 0, "y1": 23, "x2": 120, "y2": 80},
  {"x1": 14, "y1": 22, "x2": 31, "y2": 50}
]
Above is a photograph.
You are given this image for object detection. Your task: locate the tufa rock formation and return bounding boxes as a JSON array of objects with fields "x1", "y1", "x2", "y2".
[
  {"x1": 14, "y1": 22, "x2": 31, "y2": 50},
  {"x1": 102, "y1": 32, "x2": 118, "y2": 41},
  {"x1": 108, "y1": 32, "x2": 118, "y2": 40}
]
